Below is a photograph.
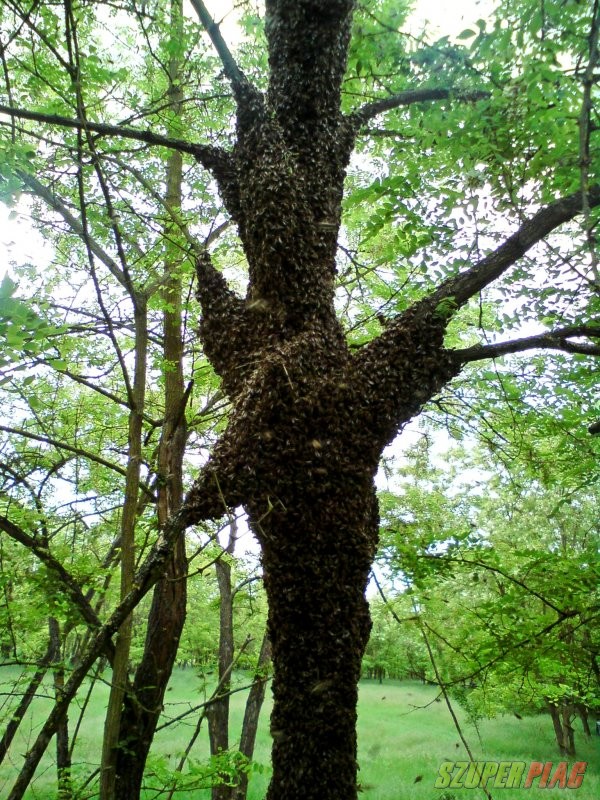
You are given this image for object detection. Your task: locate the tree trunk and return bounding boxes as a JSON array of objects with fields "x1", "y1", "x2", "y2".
[
  {"x1": 112, "y1": 250, "x2": 188, "y2": 787},
  {"x1": 49, "y1": 618, "x2": 72, "y2": 800},
  {"x1": 233, "y1": 630, "x2": 272, "y2": 800},
  {"x1": 112, "y1": 3, "x2": 188, "y2": 794},
  {"x1": 0, "y1": 642, "x2": 53, "y2": 765},
  {"x1": 192, "y1": 229, "x2": 454, "y2": 799},
  {"x1": 560, "y1": 703, "x2": 576, "y2": 757},
  {"x1": 247, "y1": 480, "x2": 378, "y2": 800},
  {"x1": 189, "y1": 110, "x2": 456, "y2": 797},
  {"x1": 207, "y1": 525, "x2": 236, "y2": 800},
  {"x1": 548, "y1": 701, "x2": 577, "y2": 756},
  {"x1": 99, "y1": 302, "x2": 147, "y2": 800},
  {"x1": 576, "y1": 703, "x2": 591, "y2": 737},
  {"x1": 113, "y1": 537, "x2": 187, "y2": 798},
  {"x1": 549, "y1": 703, "x2": 565, "y2": 754}
]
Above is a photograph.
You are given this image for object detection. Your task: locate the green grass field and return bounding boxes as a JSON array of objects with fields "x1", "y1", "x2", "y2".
[{"x1": 0, "y1": 667, "x2": 598, "y2": 799}]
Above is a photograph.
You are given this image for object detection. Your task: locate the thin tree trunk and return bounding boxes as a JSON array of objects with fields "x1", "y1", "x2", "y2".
[
  {"x1": 548, "y1": 702, "x2": 568, "y2": 755},
  {"x1": 207, "y1": 524, "x2": 237, "y2": 800},
  {"x1": 99, "y1": 301, "x2": 148, "y2": 799},
  {"x1": 583, "y1": 627, "x2": 600, "y2": 686},
  {"x1": 49, "y1": 618, "x2": 72, "y2": 800},
  {"x1": 576, "y1": 703, "x2": 591, "y2": 737},
  {"x1": 5, "y1": 499, "x2": 197, "y2": 800},
  {"x1": 69, "y1": 663, "x2": 102, "y2": 760},
  {"x1": 0, "y1": 642, "x2": 53, "y2": 765},
  {"x1": 0, "y1": 539, "x2": 17, "y2": 659},
  {"x1": 112, "y1": 3, "x2": 188, "y2": 795},
  {"x1": 0, "y1": 579, "x2": 115, "y2": 771},
  {"x1": 166, "y1": 637, "x2": 252, "y2": 800},
  {"x1": 233, "y1": 630, "x2": 272, "y2": 800},
  {"x1": 561, "y1": 703, "x2": 576, "y2": 756}
]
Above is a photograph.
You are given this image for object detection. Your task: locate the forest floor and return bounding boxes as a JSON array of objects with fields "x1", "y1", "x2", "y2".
[{"x1": 0, "y1": 667, "x2": 598, "y2": 798}]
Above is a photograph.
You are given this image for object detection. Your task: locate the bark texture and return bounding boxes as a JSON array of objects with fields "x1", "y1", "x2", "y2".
[
  {"x1": 548, "y1": 702, "x2": 576, "y2": 756},
  {"x1": 233, "y1": 631, "x2": 272, "y2": 800},
  {"x1": 207, "y1": 527, "x2": 236, "y2": 800}
]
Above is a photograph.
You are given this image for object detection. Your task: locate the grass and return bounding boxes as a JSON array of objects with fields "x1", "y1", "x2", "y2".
[
  {"x1": 355, "y1": 682, "x2": 599, "y2": 799},
  {"x1": 0, "y1": 668, "x2": 598, "y2": 799}
]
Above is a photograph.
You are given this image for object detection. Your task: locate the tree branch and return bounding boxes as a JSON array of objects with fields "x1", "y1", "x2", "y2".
[
  {"x1": 351, "y1": 186, "x2": 600, "y2": 447},
  {"x1": 0, "y1": 424, "x2": 154, "y2": 499},
  {"x1": 578, "y1": 0, "x2": 600, "y2": 281},
  {"x1": 4, "y1": 496, "x2": 208, "y2": 800},
  {"x1": 0, "y1": 516, "x2": 115, "y2": 662},
  {"x1": 30, "y1": 358, "x2": 155, "y2": 420},
  {"x1": 425, "y1": 184, "x2": 600, "y2": 312},
  {"x1": 196, "y1": 250, "x2": 269, "y2": 397},
  {"x1": 0, "y1": 103, "x2": 230, "y2": 173},
  {"x1": 196, "y1": 248, "x2": 243, "y2": 320},
  {"x1": 426, "y1": 553, "x2": 567, "y2": 615},
  {"x1": 189, "y1": 0, "x2": 264, "y2": 152},
  {"x1": 349, "y1": 86, "x2": 489, "y2": 127},
  {"x1": 189, "y1": 0, "x2": 253, "y2": 97},
  {"x1": 21, "y1": 172, "x2": 127, "y2": 288},
  {"x1": 453, "y1": 326, "x2": 600, "y2": 363},
  {"x1": 5, "y1": 455, "x2": 234, "y2": 800}
]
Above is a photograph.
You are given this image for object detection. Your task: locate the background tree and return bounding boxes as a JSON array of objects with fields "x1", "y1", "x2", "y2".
[
  {"x1": 373, "y1": 395, "x2": 600, "y2": 752},
  {"x1": 0, "y1": 1, "x2": 599, "y2": 799}
]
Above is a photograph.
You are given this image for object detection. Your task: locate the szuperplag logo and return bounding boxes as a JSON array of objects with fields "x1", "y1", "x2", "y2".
[{"x1": 434, "y1": 761, "x2": 588, "y2": 790}]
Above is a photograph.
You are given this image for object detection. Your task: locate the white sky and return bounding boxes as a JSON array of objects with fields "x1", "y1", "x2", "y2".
[{"x1": 407, "y1": 0, "x2": 496, "y2": 36}]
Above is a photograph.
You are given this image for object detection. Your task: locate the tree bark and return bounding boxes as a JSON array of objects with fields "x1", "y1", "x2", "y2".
[
  {"x1": 548, "y1": 701, "x2": 576, "y2": 756},
  {"x1": 193, "y1": 259, "x2": 398, "y2": 798},
  {"x1": 548, "y1": 702, "x2": 567, "y2": 754},
  {"x1": 576, "y1": 703, "x2": 591, "y2": 737},
  {"x1": 99, "y1": 301, "x2": 148, "y2": 799},
  {"x1": 49, "y1": 618, "x2": 72, "y2": 800},
  {"x1": 250, "y1": 483, "x2": 378, "y2": 800},
  {"x1": 207, "y1": 524, "x2": 236, "y2": 800},
  {"x1": 185, "y1": 9, "x2": 460, "y2": 797},
  {"x1": 560, "y1": 703, "x2": 576, "y2": 757},
  {"x1": 233, "y1": 630, "x2": 272, "y2": 800}
]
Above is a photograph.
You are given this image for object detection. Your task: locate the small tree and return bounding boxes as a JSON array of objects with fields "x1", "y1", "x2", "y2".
[{"x1": 380, "y1": 442, "x2": 600, "y2": 758}]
